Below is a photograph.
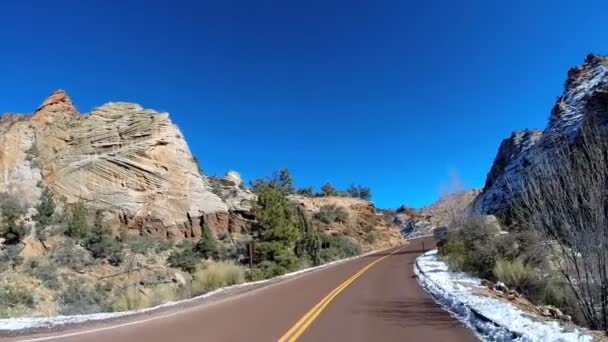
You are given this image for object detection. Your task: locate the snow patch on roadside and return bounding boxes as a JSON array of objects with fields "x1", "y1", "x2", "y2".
[
  {"x1": 415, "y1": 250, "x2": 592, "y2": 342},
  {"x1": 0, "y1": 247, "x2": 385, "y2": 331}
]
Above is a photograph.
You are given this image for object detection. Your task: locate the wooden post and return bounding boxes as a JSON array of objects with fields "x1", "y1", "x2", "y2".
[
  {"x1": 422, "y1": 240, "x2": 426, "y2": 253},
  {"x1": 248, "y1": 241, "x2": 254, "y2": 273}
]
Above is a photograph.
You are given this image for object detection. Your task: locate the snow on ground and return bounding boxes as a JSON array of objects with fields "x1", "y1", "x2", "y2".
[{"x1": 415, "y1": 250, "x2": 592, "y2": 342}]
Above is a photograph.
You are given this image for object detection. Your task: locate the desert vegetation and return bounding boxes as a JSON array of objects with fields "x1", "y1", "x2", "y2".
[
  {"x1": 0, "y1": 167, "x2": 383, "y2": 319},
  {"x1": 439, "y1": 125, "x2": 608, "y2": 332}
]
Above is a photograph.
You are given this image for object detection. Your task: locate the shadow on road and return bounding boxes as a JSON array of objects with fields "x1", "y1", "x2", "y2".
[
  {"x1": 357, "y1": 299, "x2": 463, "y2": 330},
  {"x1": 365, "y1": 248, "x2": 431, "y2": 258}
]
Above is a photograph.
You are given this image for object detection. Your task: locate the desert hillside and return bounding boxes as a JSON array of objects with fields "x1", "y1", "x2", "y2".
[{"x1": 0, "y1": 92, "x2": 402, "y2": 318}]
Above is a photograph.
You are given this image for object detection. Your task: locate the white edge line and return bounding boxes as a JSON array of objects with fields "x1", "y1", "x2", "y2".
[{"x1": 11, "y1": 237, "x2": 425, "y2": 341}]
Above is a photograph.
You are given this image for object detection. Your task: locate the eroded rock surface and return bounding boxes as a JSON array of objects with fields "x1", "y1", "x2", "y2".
[
  {"x1": 1, "y1": 90, "x2": 243, "y2": 238},
  {"x1": 473, "y1": 54, "x2": 608, "y2": 214}
]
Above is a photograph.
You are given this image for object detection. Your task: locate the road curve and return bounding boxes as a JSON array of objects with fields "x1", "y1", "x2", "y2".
[{"x1": 8, "y1": 238, "x2": 477, "y2": 342}]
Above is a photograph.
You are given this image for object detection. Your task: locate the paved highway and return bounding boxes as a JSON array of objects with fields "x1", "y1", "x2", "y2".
[{"x1": 9, "y1": 238, "x2": 477, "y2": 342}]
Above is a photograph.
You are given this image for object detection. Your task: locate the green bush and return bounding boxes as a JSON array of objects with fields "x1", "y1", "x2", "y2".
[
  {"x1": 83, "y1": 211, "x2": 124, "y2": 266},
  {"x1": 0, "y1": 201, "x2": 27, "y2": 245},
  {"x1": 538, "y1": 276, "x2": 578, "y2": 311},
  {"x1": 58, "y1": 281, "x2": 105, "y2": 315},
  {"x1": 0, "y1": 245, "x2": 23, "y2": 271},
  {"x1": 51, "y1": 240, "x2": 92, "y2": 272},
  {"x1": 33, "y1": 189, "x2": 56, "y2": 228},
  {"x1": 315, "y1": 205, "x2": 349, "y2": 224},
  {"x1": 127, "y1": 235, "x2": 173, "y2": 255},
  {"x1": 320, "y1": 182, "x2": 336, "y2": 197},
  {"x1": 168, "y1": 247, "x2": 200, "y2": 273},
  {"x1": 0, "y1": 284, "x2": 35, "y2": 311},
  {"x1": 365, "y1": 231, "x2": 376, "y2": 244},
  {"x1": 318, "y1": 234, "x2": 361, "y2": 263},
  {"x1": 297, "y1": 187, "x2": 315, "y2": 197},
  {"x1": 66, "y1": 201, "x2": 89, "y2": 239},
  {"x1": 24, "y1": 258, "x2": 60, "y2": 290},
  {"x1": 295, "y1": 206, "x2": 321, "y2": 266},
  {"x1": 493, "y1": 259, "x2": 541, "y2": 292},
  {"x1": 193, "y1": 223, "x2": 219, "y2": 259}
]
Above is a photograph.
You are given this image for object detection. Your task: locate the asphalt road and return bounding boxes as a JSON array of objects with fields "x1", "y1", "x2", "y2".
[{"x1": 8, "y1": 238, "x2": 477, "y2": 342}]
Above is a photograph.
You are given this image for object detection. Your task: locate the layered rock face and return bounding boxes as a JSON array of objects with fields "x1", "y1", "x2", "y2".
[
  {"x1": 0, "y1": 90, "x2": 251, "y2": 238},
  {"x1": 473, "y1": 54, "x2": 608, "y2": 214}
]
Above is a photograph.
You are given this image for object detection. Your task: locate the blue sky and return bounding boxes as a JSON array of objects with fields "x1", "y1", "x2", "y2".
[{"x1": 1, "y1": 0, "x2": 606, "y2": 208}]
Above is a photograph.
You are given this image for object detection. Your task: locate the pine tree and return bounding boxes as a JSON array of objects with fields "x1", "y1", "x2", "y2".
[
  {"x1": 33, "y1": 188, "x2": 56, "y2": 227},
  {"x1": 252, "y1": 183, "x2": 300, "y2": 273},
  {"x1": 320, "y1": 182, "x2": 336, "y2": 197},
  {"x1": 277, "y1": 168, "x2": 295, "y2": 194},
  {"x1": 66, "y1": 201, "x2": 89, "y2": 239}
]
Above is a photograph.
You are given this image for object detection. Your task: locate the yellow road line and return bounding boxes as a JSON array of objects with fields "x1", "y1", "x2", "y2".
[{"x1": 277, "y1": 246, "x2": 404, "y2": 342}]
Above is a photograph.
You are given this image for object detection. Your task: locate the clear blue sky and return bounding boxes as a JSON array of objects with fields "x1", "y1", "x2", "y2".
[{"x1": 0, "y1": 1, "x2": 606, "y2": 208}]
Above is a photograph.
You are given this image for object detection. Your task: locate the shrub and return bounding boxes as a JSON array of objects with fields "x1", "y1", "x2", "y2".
[
  {"x1": 294, "y1": 206, "x2": 321, "y2": 266},
  {"x1": 318, "y1": 234, "x2": 361, "y2": 263},
  {"x1": 346, "y1": 184, "x2": 372, "y2": 200},
  {"x1": 0, "y1": 284, "x2": 35, "y2": 311},
  {"x1": 83, "y1": 211, "x2": 124, "y2": 266},
  {"x1": 65, "y1": 201, "x2": 89, "y2": 239},
  {"x1": 58, "y1": 281, "x2": 105, "y2": 315},
  {"x1": 127, "y1": 235, "x2": 173, "y2": 255},
  {"x1": 0, "y1": 201, "x2": 27, "y2": 245},
  {"x1": 167, "y1": 247, "x2": 200, "y2": 273},
  {"x1": 147, "y1": 285, "x2": 178, "y2": 307},
  {"x1": 112, "y1": 286, "x2": 148, "y2": 312},
  {"x1": 0, "y1": 245, "x2": 23, "y2": 271},
  {"x1": 24, "y1": 258, "x2": 60, "y2": 290},
  {"x1": 365, "y1": 231, "x2": 376, "y2": 244},
  {"x1": 33, "y1": 189, "x2": 56, "y2": 228},
  {"x1": 438, "y1": 234, "x2": 466, "y2": 270},
  {"x1": 538, "y1": 276, "x2": 578, "y2": 312},
  {"x1": 315, "y1": 205, "x2": 349, "y2": 224},
  {"x1": 331, "y1": 235, "x2": 361, "y2": 257},
  {"x1": 320, "y1": 183, "x2": 336, "y2": 197},
  {"x1": 193, "y1": 223, "x2": 219, "y2": 259},
  {"x1": 191, "y1": 262, "x2": 245, "y2": 294},
  {"x1": 297, "y1": 187, "x2": 315, "y2": 197},
  {"x1": 493, "y1": 259, "x2": 540, "y2": 293},
  {"x1": 51, "y1": 240, "x2": 92, "y2": 272},
  {"x1": 255, "y1": 241, "x2": 300, "y2": 275}
]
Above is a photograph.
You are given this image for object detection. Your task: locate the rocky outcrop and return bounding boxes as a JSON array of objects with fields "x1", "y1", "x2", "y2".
[
  {"x1": 208, "y1": 171, "x2": 256, "y2": 234},
  {"x1": 472, "y1": 131, "x2": 542, "y2": 213},
  {"x1": 0, "y1": 90, "x2": 255, "y2": 238},
  {"x1": 289, "y1": 195, "x2": 403, "y2": 250},
  {"x1": 473, "y1": 54, "x2": 608, "y2": 215},
  {"x1": 393, "y1": 189, "x2": 480, "y2": 237}
]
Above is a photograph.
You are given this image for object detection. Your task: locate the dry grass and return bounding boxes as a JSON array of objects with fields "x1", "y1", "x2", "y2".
[{"x1": 191, "y1": 262, "x2": 245, "y2": 295}]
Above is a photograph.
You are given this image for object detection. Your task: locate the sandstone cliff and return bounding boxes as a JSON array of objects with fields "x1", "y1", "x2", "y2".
[
  {"x1": 0, "y1": 90, "x2": 250, "y2": 238},
  {"x1": 473, "y1": 54, "x2": 608, "y2": 215}
]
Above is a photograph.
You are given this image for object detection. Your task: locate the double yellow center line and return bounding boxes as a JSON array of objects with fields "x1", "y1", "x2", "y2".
[{"x1": 277, "y1": 246, "x2": 404, "y2": 342}]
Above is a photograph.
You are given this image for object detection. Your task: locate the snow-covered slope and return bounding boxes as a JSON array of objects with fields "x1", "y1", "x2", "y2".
[
  {"x1": 474, "y1": 54, "x2": 608, "y2": 214},
  {"x1": 415, "y1": 250, "x2": 592, "y2": 341}
]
